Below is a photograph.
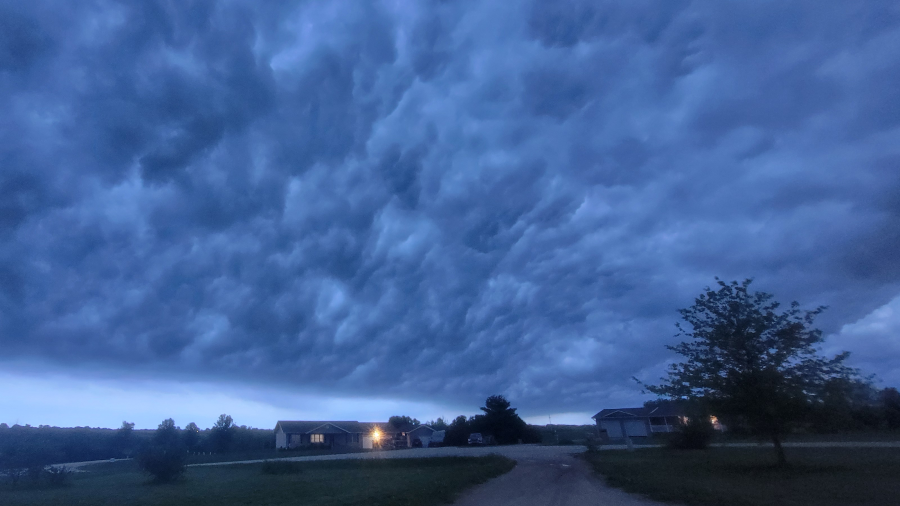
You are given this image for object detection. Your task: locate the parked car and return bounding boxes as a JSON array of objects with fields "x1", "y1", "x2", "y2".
[{"x1": 468, "y1": 433, "x2": 483, "y2": 445}]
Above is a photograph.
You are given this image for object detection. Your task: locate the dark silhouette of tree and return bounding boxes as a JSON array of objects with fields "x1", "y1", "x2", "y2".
[
  {"x1": 182, "y1": 422, "x2": 201, "y2": 451},
  {"x1": 426, "y1": 417, "x2": 449, "y2": 431},
  {"x1": 645, "y1": 279, "x2": 857, "y2": 465},
  {"x1": 470, "y1": 395, "x2": 540, "y2": 445},
  {"x1": 444, "y1": 415, "x2": 471, "y2": 446},
  {"x1": 115, "y1": 421, "x2": 135, "y2": 457},
  {"x1": 136, "y1": 418, "x2": 185, "y2": 483},
  {"x1": 883, "y1": 387, "x2": 900, "y2": 430},
  {"x1": 209, "y1": 414, "x2": 234, "y2": 453},
  {"x1": 388, "y1": 416, "x2": 421, "y2": 429},
  {"x1": 809, "y1": 377, "x2": 883, "y2": 432}
]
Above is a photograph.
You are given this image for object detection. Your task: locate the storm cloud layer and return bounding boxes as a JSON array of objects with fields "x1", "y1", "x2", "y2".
[{"x1": 2, "y1": 0, "x2": 899, "y2": 414}]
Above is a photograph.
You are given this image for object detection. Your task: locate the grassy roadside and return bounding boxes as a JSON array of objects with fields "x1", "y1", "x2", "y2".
[
  {"x1": 1, "y1": 455, "x2": 516, "y2": 506},
  {"x1": 582, "y1": 447, "x2": 900, "y2": 506},
  {"x1": 184, "y1": 446, "x2": 368, "y2": 464}
]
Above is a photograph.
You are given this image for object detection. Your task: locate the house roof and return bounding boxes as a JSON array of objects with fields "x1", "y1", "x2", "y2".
[
  {"x1": 408, "y1": 425, "x2": 435, "y2": 435},
  {"x1": 592, "y1": 406, "x2": 686, "y2": 420},
  {"x1": 644, "y1": 405, "x2": 685, "y2": 418},
  {"x1": 592, "y1": 408, "x2": 646, "y2": 419}
]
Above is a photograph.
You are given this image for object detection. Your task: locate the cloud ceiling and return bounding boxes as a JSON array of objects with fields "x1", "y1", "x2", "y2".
[{"x1": 2, "y1": 0, "x2": 899, "y2": 414}]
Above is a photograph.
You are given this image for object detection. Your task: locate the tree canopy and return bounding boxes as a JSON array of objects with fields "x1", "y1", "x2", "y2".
[
  {"x1": 137, "y1": 418, "x2": 186, "y2": 483},
  {"x1": 470, "y1": 395, "x2": 539, "y2": 445},
  {"x1": 209, "y1": 414, "x2": 235, "y2": 453},
  {"x1": 388, "y1": 416, "x2": 421, "y2": 429},
  {"x1": 645, "y1": 279, "x2": 857, "y2": 464}
]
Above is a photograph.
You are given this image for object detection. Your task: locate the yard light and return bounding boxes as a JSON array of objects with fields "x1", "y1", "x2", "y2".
[{"x1": 372, "y1": 428, "x2": 381, "y2": 442}]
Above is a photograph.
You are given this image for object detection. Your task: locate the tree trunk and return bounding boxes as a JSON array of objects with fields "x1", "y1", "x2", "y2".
[{"x1": 771, "y1": 432, "x2": 787, "y2": 466}]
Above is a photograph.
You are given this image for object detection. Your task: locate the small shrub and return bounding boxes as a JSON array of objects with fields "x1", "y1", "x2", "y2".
[
  {"x1": 584, "y1": 434, "x2": 602, "y2": 453},
  {"x1": 44, "y1": 466, "x2": 72, "y2": 486},
  {"x1": 136, "y1": 445, "x2": 186, "y2": 483},
  {"x1": 669, "y1": 416, "x2": 715, "y2": 450},
  {"x1": 26, "y1": 466, "x2": 43, "y2": 483},
  {"x1": 2, "y1": 467, "x2": 27, "y2": 487},
  {"x1": 261, "y1": 460, "x2": 304, "y2": 475}
]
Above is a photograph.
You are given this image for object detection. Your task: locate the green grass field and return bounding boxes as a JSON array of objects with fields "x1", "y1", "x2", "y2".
[
  {"x1": 583, "y1": 446, "x2": 900, "y2": 506},
  {"x1": 1, "y1": 455, "x2": 515, "y2": 506},
  {"x1": 535, "y1": 425, "x2": 598, "y2": 445}
]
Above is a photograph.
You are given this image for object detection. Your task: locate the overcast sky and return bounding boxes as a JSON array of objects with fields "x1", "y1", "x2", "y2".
[{"x1": 2, "y1": 0, "x2": 899, "y2": 430}]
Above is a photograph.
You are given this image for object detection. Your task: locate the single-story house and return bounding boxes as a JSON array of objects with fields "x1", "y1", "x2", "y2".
[
  {"x1": 275, "y1": 421, "x2": 435, "y2": 449},
  {"x1": 591, "y1": 406, "x2": 686, "y2": 438},
  {"x1": 275, "y1": 421, "x2": 384, "y2": 449}
]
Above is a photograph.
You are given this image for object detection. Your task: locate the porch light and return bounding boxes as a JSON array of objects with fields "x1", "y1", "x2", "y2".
[{"x1": 372, "y1": 428, "x2": 381, "y2": 442}]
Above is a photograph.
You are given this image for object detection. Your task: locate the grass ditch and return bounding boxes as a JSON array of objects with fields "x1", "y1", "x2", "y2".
[
  {"x1": 582, "y1": 446, "x2": 900, "y2": 506},
  {"x1": 1, "y1": 455, "x2": 515, "y2": 506}
]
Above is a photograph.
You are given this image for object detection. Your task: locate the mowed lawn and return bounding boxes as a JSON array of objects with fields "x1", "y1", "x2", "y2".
[
  {"x1": 183, "y1": 446, "x2": 368, "y2": 465},
  {"x1": 1, "y1": 455, "x2": 515, "y2": 506},
  {"x1": 584, "y1": 446, "x2": 900, "y2": 506}
]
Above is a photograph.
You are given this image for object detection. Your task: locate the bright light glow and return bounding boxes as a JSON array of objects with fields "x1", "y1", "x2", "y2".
[{"x1": 372, "y1": 429, "x2": 381, "y2": 441}]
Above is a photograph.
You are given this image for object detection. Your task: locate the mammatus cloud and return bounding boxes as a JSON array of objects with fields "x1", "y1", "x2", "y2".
[
  {"x1": 826, "y1": 294, "x2": 900, "y2": 388},
  {"x1": 1, "y1": 0, "x2": 899, "y2": 418}
]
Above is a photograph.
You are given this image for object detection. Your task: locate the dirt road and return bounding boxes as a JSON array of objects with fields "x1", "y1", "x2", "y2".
[{"x1": 453, "y1": 449, "x2": 664, "y2": 506}]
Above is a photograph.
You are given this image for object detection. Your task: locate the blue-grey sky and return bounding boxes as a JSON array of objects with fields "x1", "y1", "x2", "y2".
[{"x1": 2, "y1": 0, "x2": 899, "y2": 429}]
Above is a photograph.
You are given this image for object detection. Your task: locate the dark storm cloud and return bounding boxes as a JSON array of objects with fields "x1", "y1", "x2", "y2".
[{"x1": 2, "y1": 0, "x2": 900, "y2": 413}]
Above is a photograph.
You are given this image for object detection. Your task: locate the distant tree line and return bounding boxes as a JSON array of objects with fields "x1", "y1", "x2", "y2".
[
  {"x1": 0, "y1": 414, "x2": 274, "y2": 474},
  {"x1": 804, "y1": 382, "x2": 900, "y2": 433}
]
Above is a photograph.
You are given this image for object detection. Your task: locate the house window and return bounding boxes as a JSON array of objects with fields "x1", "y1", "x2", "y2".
[{"x1": 311, "y1": 434, "x2": 324, "y2": 443}]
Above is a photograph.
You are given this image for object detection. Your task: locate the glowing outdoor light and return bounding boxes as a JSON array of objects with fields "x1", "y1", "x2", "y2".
[{"x1": 372, "y1": 428, "x2": 382, "y2": 442}]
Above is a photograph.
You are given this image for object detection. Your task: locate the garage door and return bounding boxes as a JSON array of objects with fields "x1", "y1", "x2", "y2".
[
  {"x1": 623, "y1": 420, "x2": 648, "y2": 437},
  {"x1": 600, "y1": 420, "x2": 623, "y2": 438}
]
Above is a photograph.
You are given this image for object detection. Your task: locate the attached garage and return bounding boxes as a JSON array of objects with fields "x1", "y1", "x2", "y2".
[
  {"x1": 623, "y1": 420, "x2": 648, "y2": 437},
  {"x1": 592, "y1": 408, "x2": 652, "y2": 439},
  {"x1": 599, "y1": 420, "x2": 624, "y2": 438}
]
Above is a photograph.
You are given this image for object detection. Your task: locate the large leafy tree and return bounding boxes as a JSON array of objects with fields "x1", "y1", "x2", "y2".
[
  {"x1": 646, "y1": 279, "x2": 856, "y2": 465},
  {"x1": 209, "y1": 414, "x2": 235, "y2": 453},
  {"x1": 388, "y1": 416, "x2": 421, "y2": 429},
  {"x1": 136, "y1": 418, "x2": 186, "y2": 483},
  {"x1": 444, "y1": 415, "x2": 471, "y2": 446},
  {"x1": 182, "y1": 422, "x2": 201, "y2": 451},
  {"x1": 114, "y1": 421, "x2": 135, "y2": 457}
]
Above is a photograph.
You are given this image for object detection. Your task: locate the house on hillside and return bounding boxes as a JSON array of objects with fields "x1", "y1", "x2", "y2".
[
  {"x1": 274, "y1": 421, "x2": 436, "y2": 449},
  {"x1": 592, "y1": 406, "x2": 726, "y2": 438},
  {"x1": 275, "y1": 421, "x2": 382, "y2": 449},
  {"x1": 592, "y1": 406, "x2": 685, "y2": 438}
]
